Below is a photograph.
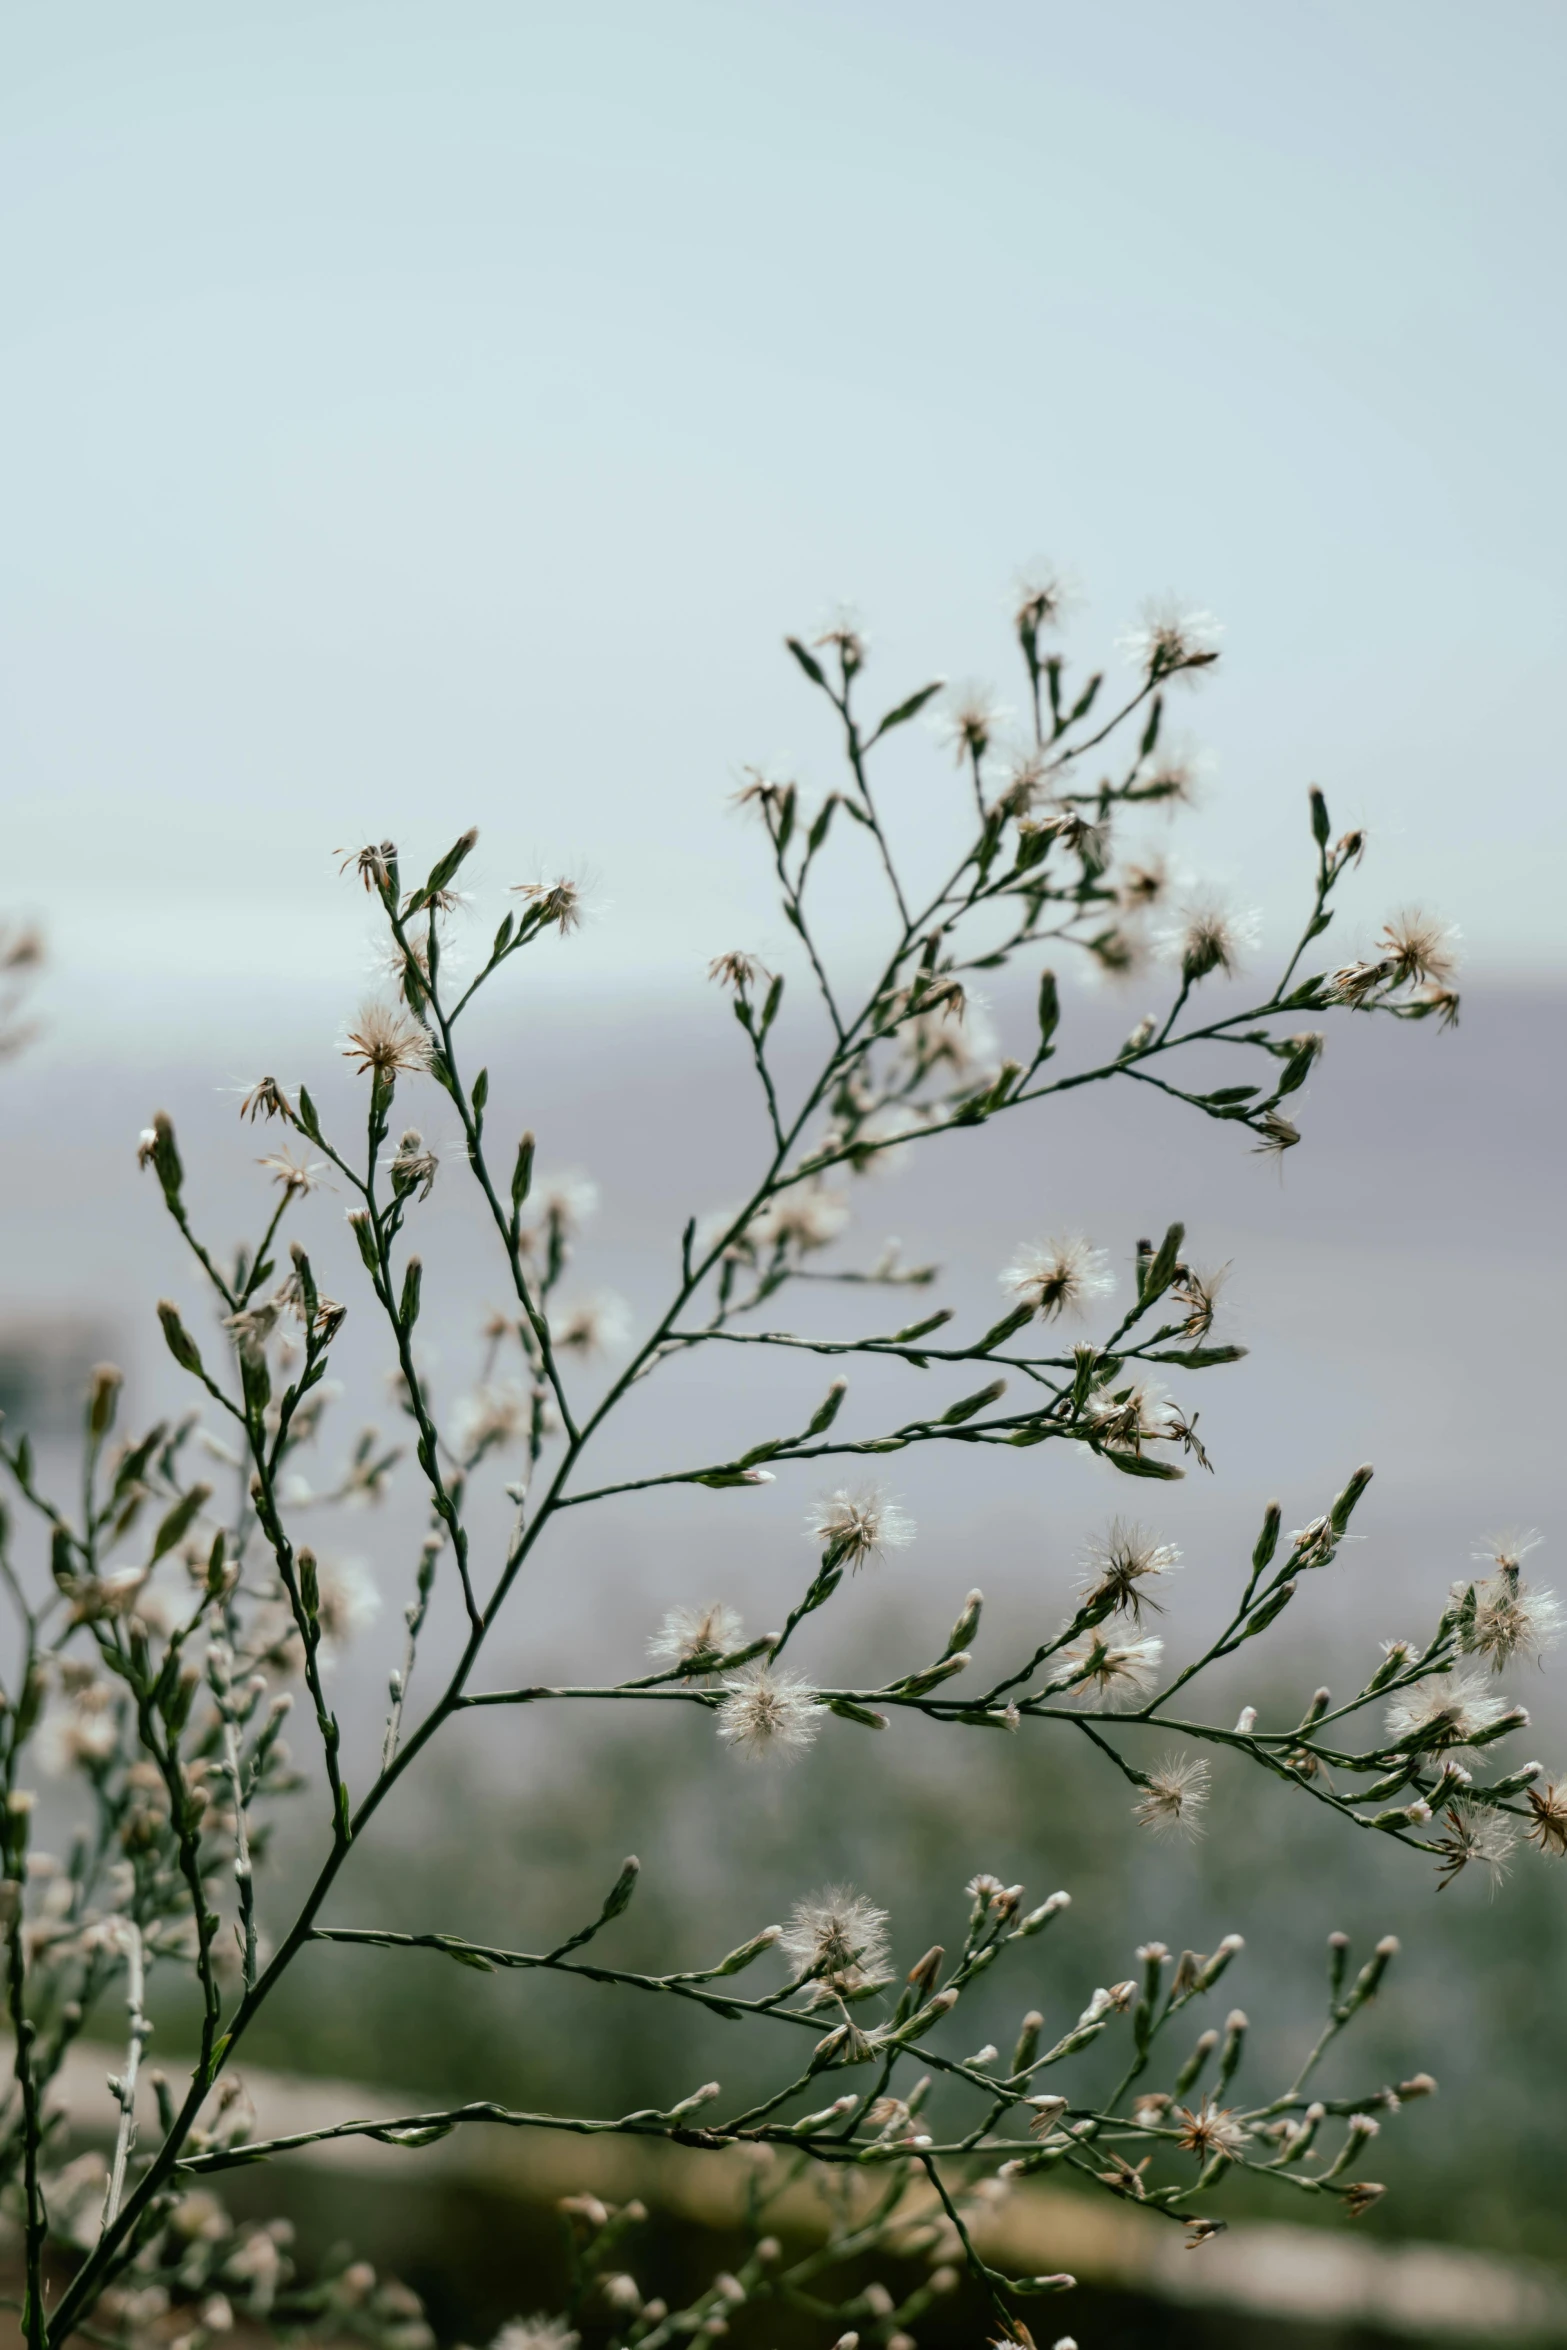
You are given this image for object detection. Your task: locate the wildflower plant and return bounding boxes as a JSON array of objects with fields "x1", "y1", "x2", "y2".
[{"x1": 0, "y1": 574, "x2": 1556, "y2": 2350}]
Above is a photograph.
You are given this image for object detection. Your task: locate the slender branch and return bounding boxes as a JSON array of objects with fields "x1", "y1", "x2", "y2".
[{"x1": 99, "y1": 1923, "x2": 150, "y2": 2235}]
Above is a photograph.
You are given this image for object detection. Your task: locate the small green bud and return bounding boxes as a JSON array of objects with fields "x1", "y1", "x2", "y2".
[
  {"x1": 944, "y1": 1590, "x2": 982, "y2": 1658},
  {"x1": 805, "y1": 1379, "x2": 847, "y2": 1435},
  {"x1": 511, "y1": 1132, "x2": 536, "y2": 1211},
  {"x1": 157, "y1": 1301, "x2": 205, "y2": 1379},
  {"x1": 87, "y1": 1363, "x2": 123, "y2": 1440},
  {"x1": 1036, "y1": 967, "x2": 1060, "y2": 1056},
  {"x1": 1011, "y1": 2010, "x2": 1043, "y2": 2072}
]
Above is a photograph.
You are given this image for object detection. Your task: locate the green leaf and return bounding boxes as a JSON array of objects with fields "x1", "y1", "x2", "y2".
[
  {"x1": 1103, "y1": 1451, "x2": 1185, "y2": 1481},
  {"x1": 785, "y1": 636, "x2": 827, "y2": 688},
  {"x1": 149, "y1": 1483, "x2": 212, "y2": 1565},
  {"x1": 867, "y1": 680, "x2": 944, "y2": 745}
]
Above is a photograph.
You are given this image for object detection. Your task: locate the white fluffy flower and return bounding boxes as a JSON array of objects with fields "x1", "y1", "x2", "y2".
[
  {"x1": 549, "y1": 1292, "x2": 632, "y2": 1356},
  {"x1": 780, "y1": 1888, "x2": 891, "y2": 2004},
  {"x1": 1132, "y1": 1755, "x2": 1210, "y2": 1840},
  {"x1": 716, "y1": 1665, "x2": 821, "y2": 1760},
  {"x1": 648, "y1": 1602, "x2": 744, "y2": 1674},
  {"x1": 806, "y1": 1489, "x2": 915, "y2": 1571},
  {"x1": 1385, "y1": 1670, "x2": 1514, "y2": 1751},
  {"x1": 1055, "y1": 1631, "x2": 1164, "y2": 1710},
  {"x1": 1001, "y1": 1238, "x2": 1114, "y2": 1321}
]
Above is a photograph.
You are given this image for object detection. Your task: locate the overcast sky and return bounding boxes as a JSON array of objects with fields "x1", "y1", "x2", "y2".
[{"x1": 3, "y1": 0, "x2": 1563, "y2": 1057}]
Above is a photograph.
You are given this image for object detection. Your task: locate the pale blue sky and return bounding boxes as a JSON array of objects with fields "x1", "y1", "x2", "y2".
[{"x1": 3, "y1": 0, "x2": 1563, "y2": 1050}]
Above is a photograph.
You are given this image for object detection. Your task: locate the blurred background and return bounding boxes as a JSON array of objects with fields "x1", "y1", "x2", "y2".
[{"x1": 2, "y1": 2, "x2": 1564, "y2": 2343}]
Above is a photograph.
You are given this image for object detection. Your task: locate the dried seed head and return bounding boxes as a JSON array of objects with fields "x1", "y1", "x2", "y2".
[
  {"x1": 340, "y1": 841, "x2": 397, "y2": 893},
  {"x1": 1013, "y1": 567, "x2": 1074, "y2": 639},
  {"x1": 342, "y1": 1001, "x2": 432, "y2": 1084},
  {"x1": 806, "y1": 1488, "x2": 915, "y2": 1571},
  {"x1": 1379, "y1": 907, "x2": 1459, "y2": 988},
  {"x1": 1118, "y1": 597, "x2": 1223, "y2": 681},
  {"x1": 238, "y1": 1076, "x2": 292, "y2": 1124},
  {"x1": 1385, "y1": 1671, "x2": 1514, "y2": 1752},
  {"x1": 938, "y1": 682, "x2": 1008, "y2": 765},
  {"x1": 1001, "y1": 1236, "x2": 1115, "y2": 1321},
  {"x1": 450, "y1": 1382, "x2": 529, "y2": 1460},
  {"x1": 813, "y1": 607, "x2": 868, "y2": 672},
  {"x1": 314, "y1": 1558, "x2": 381, "y2": 1652},
  {"x1": 780, "y1": 1888, "x2": 891, "y2": 2004},
  {"x1": 1132, "y1": 1755, "x2": 1210, "y2": 1840},
  {"x1": 1120, "y1": 853, "x2": 1170, "y2": 908},
  {"x1": 708, "y1": 952, "x2": 769, "y2": 993},
  {"x1": 549, "y1": 1292, "x2": 632, "y2": 1357},
  {"x1": 1159, "y1": 892, "x2": 1259, "y2": 984},
  {"x1": 1079, "y1": 1520, "x2": 1182, "y2": 1621},
  {"x1": 527, "y1": 1170, "x2": 599, "y2": 1239},
  {"x1": 489, "y1": 2322, "x2": 579, "y2": 2350},
  {"x1": 1171, "y1": 1261, "x2": 1229, "y2": 1337},
  {"x1": 747, "y1": 1183, "x2": 851, "y2": 1255},
  {"x1": 1432, "y1": 1802, "x2": 1518, "y2": 1890},
  {"x1": 1171, "y1": 2096, "x2": 1249, "y2": 2162},
  {"x1": 511, "y1": 879, "x2": 584, "y2": 935},
  {"x1": 258, "y1": 1147, "x2": 325, "y2": 1195},
  {"x1": 1059, "y1": 1632, "x2": 1164, "y2": 1711},
  {"x1": 1250, "y1": 1110, "x2": 1302, "y2": 1160},
  {"x1": 1524, "y1": 1779, "x2": 1567, "y2": 1859},
  {"x1": 715, "y1": 1665, "x2": 820, "y2": 1761},
  {"x1": 1135, "y1": 747, "x2": 1206, "y2": 806},
  {"x1": 388, "y1": 1130, "x2": 439, "y2": 1201},
  {"x1": 648, "y1": 1603, "x2": 744, "y2": 1676},
  {"x1": 1462, "y1": 1568, "x2": 1562, "y2": 1674},
  {"x1": 1081, "y1": 1379, "x2": 1180, "y2": 1455}
]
